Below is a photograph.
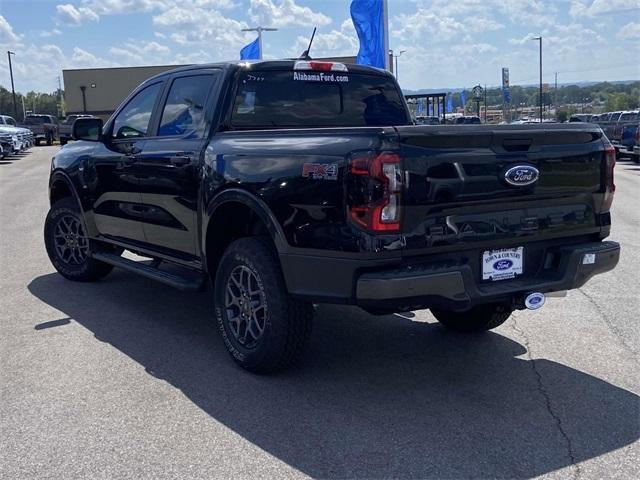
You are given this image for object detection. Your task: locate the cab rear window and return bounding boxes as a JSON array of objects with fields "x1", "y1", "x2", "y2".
[{"x1": 230, "y1": 70, "x2": 408, "y2": 128}]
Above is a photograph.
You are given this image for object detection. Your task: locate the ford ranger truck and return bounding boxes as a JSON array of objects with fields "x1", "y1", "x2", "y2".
[{"x1": 45, "y1": 61, "x2": 620, "y2": 373}]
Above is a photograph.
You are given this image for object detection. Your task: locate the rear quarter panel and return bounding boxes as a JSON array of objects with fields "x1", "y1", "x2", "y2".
[{"x1": 202, "y1": 127, "x2": 402, "y2": 258}]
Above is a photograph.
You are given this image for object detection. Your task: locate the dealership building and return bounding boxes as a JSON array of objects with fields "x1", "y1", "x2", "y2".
[{"x1": 62, "y1": 56, "x2": 392, "y2": 119}]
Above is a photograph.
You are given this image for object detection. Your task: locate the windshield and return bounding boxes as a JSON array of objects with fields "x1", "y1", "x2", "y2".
[
  {"x1": 24, "y1": 116, "x2": 46, "y2": 125},
  {"x1": 231, "y1": 70, "x2": 408, "y2": 128},
  {"x1": 619, "y1": 112, "x2": 638, "y2": 122}
]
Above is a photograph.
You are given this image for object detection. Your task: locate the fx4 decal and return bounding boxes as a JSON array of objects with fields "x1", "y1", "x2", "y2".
[{"x1": 302, "y1": 163, "x2": 338, "y2": 180}]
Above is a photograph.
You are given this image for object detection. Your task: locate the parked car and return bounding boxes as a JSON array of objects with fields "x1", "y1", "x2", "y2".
[
  {"x1": 59, "y1": 114, "x2": 94, "y2": 145},
  {"x1": 600, "y1": 111, "x2": 623, "y2": 139},
  {"x1": 611, "y1": 111, "x2": 639, "y2": 154},
  {"x1": 0, "y1": 114, "x2": 35, "y2": 152},
  {"x1": 45, "y1": 60, "x2": 619, "y2": 373},
  {"x1": 20, "y1": 114, "x2": 59, "y2": 145},
  {"x1": 454, "y1": 115, "x2": 481, "y2": 124},
  {"x1": 415, "y1": 115, "x2": 441, "y2": 125},
  {"x1": 569, "y1": 114, "x2": 593, "y2": 122},
  {"x1": 614, "y1": 112, "x2": 639, "y2": 161}
]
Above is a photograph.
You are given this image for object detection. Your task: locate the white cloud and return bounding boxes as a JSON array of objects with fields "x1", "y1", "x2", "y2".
[
  {"x1": 0, "y1": 14, "x2": 22, "y2": 43},
  {"x1": 40, "y1": 28, "x2": 63, "y2": 38},
  {"x1": 570, "y1": 0, "x2": 640, "y2": 17},
  {"x1": 249, "y1": 0, "x2": 331, "y2": 28},
  {"x1": 152, "y1": 6, "x2": 251, "y2": 58},
  {"x1": 618, "y1": 22, "x2": 640, "y2": 40},
  {"x1": 452, "y1": 43, "x2": 498, "y2": 55},
  {"x1": 109, "y1": 41, "x2": 172, "y2": 64},
  {"x1": 287, "y1": 19, "x2": 358, "y2": 58},
  {"x1": 55, "y1": 4, "x2": 99, "y2": 26}
]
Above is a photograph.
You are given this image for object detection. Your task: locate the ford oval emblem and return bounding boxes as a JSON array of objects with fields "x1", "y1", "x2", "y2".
[
  {"x1": 504, "y1": 165, "x2": 539, "y2": 187},
  {"x1": 493, "y1": 259, "x2": 513, "y2": 270}
]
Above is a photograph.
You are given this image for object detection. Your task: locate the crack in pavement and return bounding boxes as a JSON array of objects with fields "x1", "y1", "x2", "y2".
[
  {"x1": 578, "y1": 288, "x2": 638, "y2": 359},
  {"x1": 510, "y1": 314, "x2": 581, "y2": 480}
]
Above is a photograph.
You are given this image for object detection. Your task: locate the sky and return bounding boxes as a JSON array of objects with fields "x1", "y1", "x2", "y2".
[{"x1": 1, "y1": 0, "x2": 639, "y2": 94}]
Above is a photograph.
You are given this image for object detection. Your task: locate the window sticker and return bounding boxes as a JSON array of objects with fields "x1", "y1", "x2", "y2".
[{"x1": 293, "y1": 72, "x2": 349, "y2": 83}]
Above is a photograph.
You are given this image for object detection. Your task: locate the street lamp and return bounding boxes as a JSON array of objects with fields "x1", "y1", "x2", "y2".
[
  {"x1": 532, "y1": 36, "x2": 542, "y2": 122},
  {"x1": 7, "y1": 51, "x2": 18, "y2": 120},
  {"x1": 391, "y1": 49, "x2": 406, "y2": 81}
]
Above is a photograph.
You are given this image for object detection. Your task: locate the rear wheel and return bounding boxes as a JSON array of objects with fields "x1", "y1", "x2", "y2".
[
  {"x1": 44, "y1": 197, "x2": 116, "y2": 281},
  {"x1": 35, "y1": 138, "x2": 41, "y2": 146},
  {"x1": 431, "y1": 303, "x2": 512, "y2": 332},
  {"x1": 214, "y1": 237, "x2": 313, "y2": 373}
]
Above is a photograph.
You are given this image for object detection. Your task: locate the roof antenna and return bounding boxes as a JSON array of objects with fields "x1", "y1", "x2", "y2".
[{"x1": 299, "y1": 27, "x2": 317, "y2": 60}]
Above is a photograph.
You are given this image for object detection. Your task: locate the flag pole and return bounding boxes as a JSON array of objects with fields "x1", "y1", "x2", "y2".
[{"x1": 383, "y1": 0, "x2": 390, "y2": 71}]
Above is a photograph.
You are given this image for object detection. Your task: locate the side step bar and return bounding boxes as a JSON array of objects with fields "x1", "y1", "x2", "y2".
[{"x1": 92, "y1": 252, "x2": 207, "y2": 292}]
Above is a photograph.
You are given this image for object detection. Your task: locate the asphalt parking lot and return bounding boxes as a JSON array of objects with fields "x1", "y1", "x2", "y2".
[{"x1": 1, "y1": 146, "x2": 638, "y2": 479}]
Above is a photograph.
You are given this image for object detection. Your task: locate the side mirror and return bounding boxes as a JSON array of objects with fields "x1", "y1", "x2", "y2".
[{"x1": 72, "y1": 117, "x2": 103, "y2": 142}]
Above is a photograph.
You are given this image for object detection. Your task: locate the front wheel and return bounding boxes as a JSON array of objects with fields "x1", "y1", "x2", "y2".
[
  {"x1": 214, "y1": 237, "x2": 313, "y2": 373},
  {"x1": 44, "y1": 197, "x2": 115, "y2": 281},
  {"x1": 431, "y1": 303, "x2": 512, "y2": 332}
]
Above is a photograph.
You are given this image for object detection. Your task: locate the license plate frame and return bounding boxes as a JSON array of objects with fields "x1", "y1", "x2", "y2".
[{"x1": 482, "y1": 247, "x2": 524, "y2": 281}]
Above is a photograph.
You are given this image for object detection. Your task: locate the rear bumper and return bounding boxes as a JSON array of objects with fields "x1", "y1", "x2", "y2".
[{"x1": 282, "y1": 241, "x2": 620, "y2": 311}]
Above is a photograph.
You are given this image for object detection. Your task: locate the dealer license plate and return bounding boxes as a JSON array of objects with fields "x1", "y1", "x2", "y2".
[{"x1": 482, "y1": 247, "x2": 523, "y2": 281}]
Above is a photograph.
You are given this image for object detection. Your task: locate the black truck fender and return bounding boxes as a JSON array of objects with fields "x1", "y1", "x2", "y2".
[
  {"x1": 48, "y1": 170, "x2": 98, "y2": 237},
  {"x1": 201, "y1": 188, "x2": 290, "y2": 274}
]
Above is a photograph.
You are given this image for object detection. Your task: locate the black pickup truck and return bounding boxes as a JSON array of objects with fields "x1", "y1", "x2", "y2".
[{"x1": 46, "y1": 60, "x2": 619, "y2": 373}]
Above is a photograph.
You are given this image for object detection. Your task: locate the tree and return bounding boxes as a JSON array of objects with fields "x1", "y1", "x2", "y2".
[{"x1": 557, "y1": 110, "x2": 568, "y2": 123}]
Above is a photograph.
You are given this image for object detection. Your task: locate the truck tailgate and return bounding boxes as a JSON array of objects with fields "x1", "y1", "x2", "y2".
[{"x1": 397, "y1": 124, "x2": 607, "y2": 257}]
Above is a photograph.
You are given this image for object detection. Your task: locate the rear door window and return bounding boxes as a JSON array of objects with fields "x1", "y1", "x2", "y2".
[
  {"x1": 158, "y1": 74, "x2": 217, "y2": 137},
  {"x1": 231, "y1": 70, "x2": 408, "y2": 128}
]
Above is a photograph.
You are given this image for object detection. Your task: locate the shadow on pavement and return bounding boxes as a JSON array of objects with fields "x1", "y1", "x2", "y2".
[{"x1": 28, "y1": 272, "x2": 639, "y2": 479}]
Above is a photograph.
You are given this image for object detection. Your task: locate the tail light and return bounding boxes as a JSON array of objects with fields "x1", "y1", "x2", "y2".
[
  {"x1": 348, "y1": 151, "x2": 402, "y2": 232},
  {"x1": 602, "y1": 143, "x2": 616, "y2": 211},
  {"x1": 293, "y1": 60, "x2": 348, "y2": 72}
]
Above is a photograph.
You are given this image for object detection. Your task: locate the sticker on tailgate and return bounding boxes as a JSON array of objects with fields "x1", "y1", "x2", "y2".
[{"x1": 482, "y1": 247, "x2": 523, "y2": 281}]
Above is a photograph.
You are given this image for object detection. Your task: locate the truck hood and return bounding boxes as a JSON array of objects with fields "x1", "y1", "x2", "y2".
[{"x1": 0, "y1": 126, "x2": 31, "y2": 134}]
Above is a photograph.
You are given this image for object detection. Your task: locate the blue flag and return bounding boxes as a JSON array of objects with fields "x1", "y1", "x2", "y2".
[
  {"x1": 460, "y1": 89, "x2": 466, "y2": 109},
  {"x1": 351, "y1": 0, "x2": 385, "y2": 69},
  {"x1": 447, "y1": 94, "x2": 453, "y2": 113},
  {"x1": 240, "y1": 37, "x2": 260, "y2": 60}
]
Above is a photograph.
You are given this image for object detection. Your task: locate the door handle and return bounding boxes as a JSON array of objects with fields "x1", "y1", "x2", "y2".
[{"x1": 170, "y1": 155, "x2": 191, "y2": 166}]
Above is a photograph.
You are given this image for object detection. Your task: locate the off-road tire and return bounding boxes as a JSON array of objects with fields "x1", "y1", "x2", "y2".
[
  {"x1": 214, "y1": 237, "x2": 313, "y2": 373},
  {"x1": 44, "y1": 197, "x2": 115, "y2": 281},
  {"x1": 432, "y1": 303, "x2": 513, "y2": 332}
]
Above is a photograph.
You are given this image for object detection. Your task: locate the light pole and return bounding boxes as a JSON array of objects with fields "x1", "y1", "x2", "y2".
[
  {"x1": 7, "y1": 51, "x2": 18, "y2": 120},
  {"x1": 532, "y1": 36, "x2": 542, "y2": 122},
  {"x1": 241, "y1": 26, "x2": 277, "y2": 60},
  {"x1": 392, "y1": 49, "x2": 406, "y2": 81}
]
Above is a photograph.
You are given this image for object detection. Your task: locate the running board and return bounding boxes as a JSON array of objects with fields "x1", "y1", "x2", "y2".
[{"x1": 92, "y1": 252, "x2": 207, "y2": 292}]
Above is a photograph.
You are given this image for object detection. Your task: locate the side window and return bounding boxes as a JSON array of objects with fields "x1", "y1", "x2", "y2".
[
  {"x1": 7, "y1": 117, "x2": 16, "y2": 126},
  {"x1": 112, "y1": 82, "x2": 162, "y2": 139},
  {"x1": 158, "y1": 74, "x2": 215, "y2": 137}
]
